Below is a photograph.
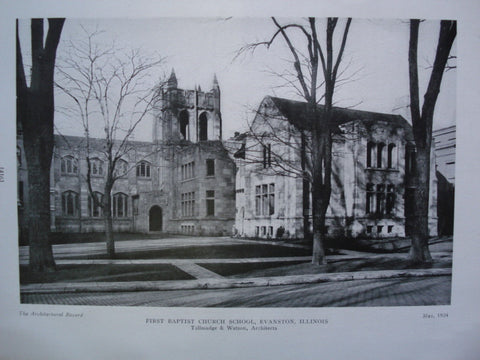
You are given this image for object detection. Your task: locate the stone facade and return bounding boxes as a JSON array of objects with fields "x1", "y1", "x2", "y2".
[
  {"x1": 17, "y1": 71, "x2": 235, "y2": 239},
  {"x1": 233, "y1": 96, "x2": 438, "y2": 240}
]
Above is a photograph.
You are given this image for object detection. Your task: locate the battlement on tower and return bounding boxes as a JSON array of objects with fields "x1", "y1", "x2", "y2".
[{"x1": 153, "y1": 70, "x2": 222, "y2": 144}]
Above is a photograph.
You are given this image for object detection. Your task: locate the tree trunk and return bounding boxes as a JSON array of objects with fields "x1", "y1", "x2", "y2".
[
  {"x1": 409, "y1": 146, "x2": 433, "y2": 263},
  {"x1": 408, "y1": 19, "x2": 455, "y2": 264},
  {"x1": 310, "y1": 124, "x2": 331, "y2": 265},
  {"x1": 311, "y1": 191, "x2": 328, "y2": 265},
  {"x1": 104, "y1": 212, "x2": 115, "y2": 259},
  {"x1": 301, "y1": 131, "x2": 311, "y2": 239},
  {"x1": 103, "y1": 187, "x2": 115, "y2": 258},
  {"x1": 24, "y1": 138, "x2": 56, "y2": 272},
  {"x1": 17, "y1": 19, "x2": 64, "y2": 272}
]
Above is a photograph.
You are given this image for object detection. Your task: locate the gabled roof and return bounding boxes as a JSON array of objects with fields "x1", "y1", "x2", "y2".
[
  {"x1": 53, "y1": 134, "x2": 152, "y2": 153},
  {"x1": 266, "y1": 96, "x2": 412, "y2": 136}
]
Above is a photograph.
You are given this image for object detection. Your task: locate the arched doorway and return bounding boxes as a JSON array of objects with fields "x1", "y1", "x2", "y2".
[{"x1": 149, "y1": 205, "x2": 163, "y2": 231}]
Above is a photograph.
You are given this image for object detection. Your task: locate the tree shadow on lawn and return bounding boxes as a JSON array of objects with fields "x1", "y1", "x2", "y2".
[
  {"x1": 20, "y1": 264, "x2": 194, "y2": 284},
  {"x1": 203, "y1": 256, "x2": 453, "y2": 278}
]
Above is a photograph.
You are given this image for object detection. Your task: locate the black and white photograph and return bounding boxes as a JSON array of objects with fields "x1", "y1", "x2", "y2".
[
  {"x1": 16, "y1": 16, "x2": 455, "y2": 307},
  {"x1": 2, "y1": 1, "x2": 480, "y2": 359}
]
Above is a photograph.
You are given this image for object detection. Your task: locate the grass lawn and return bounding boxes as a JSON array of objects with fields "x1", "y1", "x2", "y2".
[
  {"x1": 68, "y1": 244, "x2": 312, "y2": 260},
  {"x1": 48, "y1": 232, "x2": 183, "y2": 245},
  {"x1": 20, "y1": 264, "x2": 194, "y2": 284}
]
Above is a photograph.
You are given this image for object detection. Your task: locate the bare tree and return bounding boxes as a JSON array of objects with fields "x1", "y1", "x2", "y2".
[
  {"x1": 238, "y1": 17, "x2": 351, "y2": 264},
  {"x1": 56, "y1": 28, "x2": 165, "y2": 258},
  {"x1": 17, "y1": 18, "x2": 65, "y2": 272},
  {"x1": 408, "y1": 19, "x2": 456, "y2": 263}
]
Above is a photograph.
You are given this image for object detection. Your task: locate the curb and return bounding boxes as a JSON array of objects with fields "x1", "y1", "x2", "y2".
[{"x1": 20, "y1": 268, "x2": 452, "y2": 294}]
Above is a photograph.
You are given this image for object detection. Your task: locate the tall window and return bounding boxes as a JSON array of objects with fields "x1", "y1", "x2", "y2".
[
  {"x1": 62, "y1": 191, "x2": 79, "y2": 216},
  {"x1": 386, "y1": 185, "x2": 395, "y2": 214},
  {"x1": 377, "y1": 143, "x2": 385, "y2": 168},
  {"x1": 367, "y1": 142, "x2": 375, "y2": 168},
  {"x1": 181, "y1": 192, "x2": 195, "y2": 217},
  {"x1": 387, "y1": 143, "x2": 397, "y2": 169},
  {"x1": 206, "y1": 190, "x2": 215, "y2": 216},
  {"x1": 136, "y1": 161, "x2": 151, "y2": 178},
  {"x1": 181, "y1": 161, "x2": 195, "y2": 180},
  {"x1": 376, "y1": 184, "x2": 386, "y2": 215},
  {"x1": 206, "y1": 159, "x2": 215, "y2": 176},
  {"x1": 88, "y1": 191, "x2": 103, "y2": 218},
  {"x1": 113, "y1": 192, "x2": 128, "y2": 218},
  {"x1": 405, "y1": 145, "x2": 416, "y2": 176},
  {"x1": 199, "y1": 112, "x2": 208, "y2": 141},
  {"x1": 179, "y1": 110, "x2": 189, "y2": 140},
  {"x1": 263, "y1": 144, "x2": 272, "y2": 168},
  {"x1": 367, "y1": 142, "x2": 396, "y2": 169},
  {"x1": 366, "y1": 183, "x2": 375, "y2": 214},
  {"x1": 61, "y1": 156, "x2": 78, "y2": 175},
  {"x1": 255, "y1": 183, "x2": 275, "y2": 216},
  {"x1": 90, "y1": 158, "x2": 104, "y2": 176}
]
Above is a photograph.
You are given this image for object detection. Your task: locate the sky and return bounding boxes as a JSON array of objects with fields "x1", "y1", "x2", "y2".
[{"x1": 19, "y1": 17, "x2": 457, "y2": 141}]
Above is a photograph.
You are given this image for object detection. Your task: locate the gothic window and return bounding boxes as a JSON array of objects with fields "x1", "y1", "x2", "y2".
[
  {"x1": 179, "y1": 110, "x2": 189, "y2": 140},
  {"x1": 62, "y1": 191, "x2": 79, "y2": 216},
  {"x1": 136, "y1": 161, "x2": 151, "y2": 178},
  {"x1": 367, "y1": 141, "x2": 375, "y2": 168},
  {"x1": 377, "y1": 143, "x2": 385, "y2": 168},
  {"x1": 90, "y1": 158, "x2": 104, "y2": 176},
  {"x1": 206, "y1": 190, "x2": 215, "y2": 216},
  {"x1": 88, "y1": 191, "x2": 103, "y2": 218},
  {"x1": 206, "y1": 159, "x2": 215, "y2": 176},
  {"x1": 61, "y1": 156, "x2": 78, "y2": 175},
  {"x1": 387, "y1": 143, "x2": 397, "y2": 169},
  {"x1": 113, "y1": 192, "x2": 128, "y2": 218},
  {"x1": 199, "y1": 112, "x2": 208, "y2": 141}
]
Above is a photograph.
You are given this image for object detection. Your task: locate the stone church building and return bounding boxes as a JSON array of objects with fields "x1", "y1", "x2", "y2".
[
  {"x1": 17, "y1": 71, "x2": 236, "y2": 240},
  {"x1": 232, "y1": 96, "x2": 438, "y2": 240}
]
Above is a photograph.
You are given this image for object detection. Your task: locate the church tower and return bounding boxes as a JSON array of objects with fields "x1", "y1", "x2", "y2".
[{"x1": 153, "y1": 70, "x2": 222, "y2": 144}]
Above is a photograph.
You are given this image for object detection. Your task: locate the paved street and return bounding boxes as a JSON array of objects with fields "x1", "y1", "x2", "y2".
[{"x1": 21, "y1": 275, "x2": 451, "y2": 307}]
